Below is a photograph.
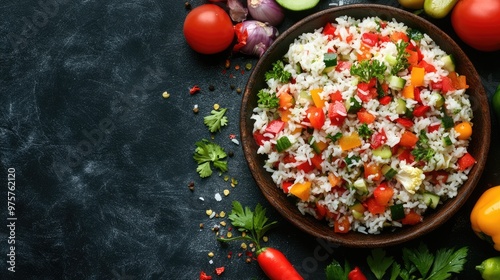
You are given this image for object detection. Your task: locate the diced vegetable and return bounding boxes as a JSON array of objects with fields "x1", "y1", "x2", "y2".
[
  {"x1": 395, "y1": 98, "x2": 407, "y2": 114},
  {"x1": 390, "y1": 204, "x2": 405, "y2": 220},
  {"x1": 457, "y1": 152, "x2": 476, "y2": 171},
  {"x1": 265, "y1": 120, "x2": 286, "y2": 135},
  {"x1": 441, "y1": 54, "x2": 455, "y2": 72},
  {"x1": 276, "y1": 136, "x2": 292, "y2": 152},
  {"x1": 374, "y1": 182, "x2": 394, "y2": 206},
  {"x1": 401, "y1": 210, "x2": 422, "y2": 225},
  {"x1": 372, "y1": 145, "x2": 392, "y2": 159},
  {"x1": 353, "y1": 178, "x2": 368, "y2": 195},
  {"x1": 422, "y1": 192, "x2": 440, "y2": 209},
  {"x1": 402, "y1": 85, "x2": 415, "y2": 99},
  {"x1": 345, "y1": 97, "x2": 362, "y2": 113},
  {"x1": 365, "y1": 196, "x2": 386, "y2": 215},
  {"x1": 323, "y1": 53, "x2": 338, "y2": 73},
  {"x1": 411, "y1": 67, "x2": 425, "y2": 87},
  {"x1": 443, "y1": 135, "x2": 453, "y2": 146},
  {"x1": 279, "y1": 91, "x2": 295, "y2": 109},
  {"x1": 350, "y1": 202, "x2": 366, "y2": 220},
  {"x1": 364, "y1": 162, "x2": 382, "y2": 181},
  {"x1": 454, "y1": 121, "x2": 472, "y2": 140},
  {"x1": 357, "y1": 110, "x2": 376, "y2": 124},
  {"x1": 381, "y1": 165, "x2": 398, "y2": 180},
  {"x1": 399, "y1": 131, "x2": 419, "y2": 147},
  {"x1": 339, "y1": 132, "x2": 362, "y2": 151},
  {"x1": 388, "y1": 75, "x2": 406, "y2": 91},
  {"x1": 310, "y1": 88, "x2": 324, "y2": 108},
  {"x1": 289, "y1": 181, "x2": 312, "y2": 201}
]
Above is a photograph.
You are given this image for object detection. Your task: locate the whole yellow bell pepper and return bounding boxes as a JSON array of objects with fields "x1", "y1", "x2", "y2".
[{"x1": 470, "y1": 186, "x2": 500, "y2": 251}]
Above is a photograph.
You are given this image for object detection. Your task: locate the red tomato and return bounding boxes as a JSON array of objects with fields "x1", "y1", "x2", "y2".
[
  {"x1": 365, "y1": 197, "x2": 386, "y2": 215},
  {"x1": 451, "y1": 0, "x2": 500, "y2": 51},
  {"x1": 328, "y1": 101, "x2": 347, "y2": 126},
  {"x1": 306, "y1": 106, "x2": 325, "y2": 130},
  {"x1": 361, "y1": 32, "x2": 379, "y2": 47},
  {"x1": 183, "y1": 4, "x2": 234, "y2": 54},
  {"x1": 334, "y1": 216, "x2": 351, "y2": 233},
  {"x1": 373, "y1": 182, "x2": 394, "y2": 206},
  {"x1": 370, "y1": 129, "x2": 387, "y2": 149}
]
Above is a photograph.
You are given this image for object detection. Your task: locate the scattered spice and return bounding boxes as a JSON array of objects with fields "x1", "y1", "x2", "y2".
[
  {"x1": 206, "y1": 209, "x2": 213, "y2": 216},
  {"x1": 188, "y1": 181, "x2": 195, "y2": 191},
  {"x1": 235, "y1": 65, "x2": 240, "y2": 70},
  {"x1": 223, "y1": 175, "x2": 229, "y2": 182},
  {"x1": 245, "y1": 63, "x2": 252, "y2": 70},
  {"x1": 193, "y1": 104, "x2": 199, "y2": 113},
  {"x1": 162, "y1": 91, "x2": 170, "y2": 99},
  {"x1": 215, "y1": 266, "x2": 225, "y2": 276},
  {"x1": 220, "y1": 221, "x2": 227, "y2": 227},
  {"x1": 263, "y1": 236, "x2": 269, "y2": 242},
  {"x1": 246, "y1": 257, "x2": 252, "y2": 263},
  {"x1": 219, "y1": 211, "x2": 226, "y2": 218},
  {"x1": 208, "y1": 85, "x2": 215, "y2": 91},
  {"x1": 199, "y1": 271, "x2": 212, "y2": 280},
  {"x1": 230, "y1": 84, "x2": 235, "y2": 90},
  {"x1": 228, "y1": 151, "x2": 234, "y2": 157},
  {"x1": 227, "y1": 232, "x2": 233, "y2": 238},
  {"x1": 227, "y1": 252, "x2": 233, "y2": 259},
  {"x1": 231, "y1": 177, "x2": 238, "y2": 187},
  {"x1": 223, "y1": 189, "x2": 230, "y2": 196},
  {"x1": 184, "y1": 1, "x2": 191, "y2": 10},
  {"x1": 213, "y1": 103, "x2": 220, "y2": 110},
  {"x1": 200, "y1": 223, "x2": 204, "y2": 229},
  {"x1": 236, "y1": 88, "x2": 242, "y2": 94},
  {"x1": 229, "y1": 134, "x2": 237, "y2": 139},
  {"x1": 225, "y1": 59, "x2": 231, "y2": 69},
  {"x1": 208, "y1": 252, "x2": 214, "y2": 258},
  {"x1": 231, "y1": 139, "x2": 240, "y2": 145},
  {"x1": 189, "y1": 85, "x2": 201, "y2": 95},
  {"x1": 241, "y1": 243, "x2": 247, "y2": 250},
  {"x1": 214, "y1": 193, "x2": 222, "y2": 201}
]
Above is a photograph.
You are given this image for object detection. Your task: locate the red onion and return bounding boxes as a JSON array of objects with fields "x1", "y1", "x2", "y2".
[
  {"x1": 233, "y1": 20, "x2": 279, "y2": 57},
  {"x1": 228, "y1": 0, "x2": 248, "y2": 22},
  {"x1": 247, "y1": 0, "x2": 284, "y2": 26}
]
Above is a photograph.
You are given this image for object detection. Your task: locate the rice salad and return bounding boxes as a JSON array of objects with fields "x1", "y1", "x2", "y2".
[{"x1": 251, "y1": 16, "x2": 476, "y2": 234}]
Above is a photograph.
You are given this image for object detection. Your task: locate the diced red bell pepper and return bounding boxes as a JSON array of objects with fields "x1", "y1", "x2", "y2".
[
  {"x1": 335, "y1": 61, "x2": 352, "y2": 72},
  {"x1": 441, "y1": 76, "x2": 455, "y2": 93},
  {"x1": 361, "y1": 32, "x2": 379, "y2": 47},
  {"x1": 365, "y1": 196, "x2": 386, "y2": 215},
  {"x1": 328, "y1": 101, "x2": 347, "y2": 126},
  {"x1": 427, "y1": 123, "x2": 441, "y2": 133},
  {"x1": 357, "y1": 110, "x2": 376, "y2": 124},
  {"x1": 282, "y1": 181, "x2": 294, "y2": 193},
  {"x1": 413, "y1": 105, "x2": 431, "y2": 117},
  {"x1": 457, "y1": 152, "x2": 476, "y2": 171},
  {"x1": 397, "y1": 148, "x2": 414, "y2": 164},
  {"x1": 315, "y1": 202, "x2": 328, "y2": 220},
  {"x1": 253, "y1": 131, "x2": 270, "y2": 146},
  {"x1": 417, "y1": 60, "x2": 436, "y2": 73},
  {"x1": 306, "y1": 106, "x2": 325, "y2": 130},
  {"x1": 200, "y1": 272, "x2": 213, "y2": 280},
  {"x1": 334, "y1": 216, "x2": 351, "y2": 233},
  {"x1": 399, "y1": 131, "x2": 419, "y2": 147},
  {"x1": 329, "y1": 90, "x2": 343, "y2": 102},
  {"x1": 364, "y1": 162, "x2": 382, "y2": 181},
  {"x1": 430, "y1": 80, "x2": 443, "y2": 90},
  {"x1": 379, "y1": 95, "x2": 392, "y2": 105},
  {"x1": 373, "y1": 182, "x2": 394, "y2": 206},
  {"x1": 426, "y1": 171, "x2": 449, "y2": 185},
  {"x1": 391, "y1": 31, "x2": 409, "y2": 43},
  {"x1": 297, "y1": 161, "x2": 315, "y2": 173},
  {"x1": 310, "y1": 154, "x2": 323, "y2": 170},
  {"x1": 322, "y1": 22, "x2": 337, "y2": 38},
  {"x1": 357, "y1": 79, "x2": 378, "y2": 102},
  {"x1": 414, "y1": 87, "x2": 422, "y2": 104},
  {"x1": 370, "y1": 129, "x2": 387, "y2": 149},
  {"x1": 401, "y1": 210, "x2": 422, "y2": 225},
  {"x1": 265, "y1": 120, "x2": 285, "y2": 135},
  {"x1": 395, "y1": 117, "x2": 414, "y2": 128},
  {"x1": 406, "y1": 49, "x2": 419, "y2": 66}
]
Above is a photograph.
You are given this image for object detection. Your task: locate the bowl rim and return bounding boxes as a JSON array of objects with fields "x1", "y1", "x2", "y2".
[{"x1": 240, "y1": 4, "x2": 491, "y2": 247}]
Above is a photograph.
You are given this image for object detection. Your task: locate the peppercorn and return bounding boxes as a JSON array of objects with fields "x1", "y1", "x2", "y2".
[
  {"x1": 184, "y1": 1, "x2": 191, "y2": 9},
  {"x1": 208, "y1": 85, "x2": 215, "y2": 91},
  {"x1": 236, "y1": 88, "x2": 242, "y2": 94}
]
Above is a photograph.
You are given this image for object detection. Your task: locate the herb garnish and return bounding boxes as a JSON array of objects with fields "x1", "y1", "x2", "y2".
[
  {"x1": 412, "y1": 130, "x2": 435, "y2": 162},
  {"x1": 350, "y1": 59, "x2": 387, "y2": 83},
  {"x1": 391, "y1": 41, "x2": 410, "y2": 75},
  {"x1": 265, "y1": 60, "x2": 292, "y2": 83},
  {"x1": 408, "y1": 28, "x2": 424, "y2": 42},
  {"x1": 193, "y1": 139, "x2": 228, "y2": 178},
  {"x1": 203, "y1": 108, "x2": 228, "y2": 132},
  {"x1": 257, "y1": 89, "x2": 279, "y2": 109},
  {"x1": 358, "y1": 124, "x2": 373, "y2": 139},
  {"x1": 327, "y1": 132, "x2": 343, "y2": 142}
]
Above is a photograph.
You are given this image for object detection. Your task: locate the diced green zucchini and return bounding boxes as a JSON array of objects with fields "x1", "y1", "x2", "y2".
[
  {"x1": 390, "y1": 204, "x2": 405, "y2": 220},
  {"x1": 276, "y1": 136, "x2": 292, "y2": 152},
  {"x1": 388, "y1": 75, "x2": 406, "y2": 91},
  {"x1": 372, "y1": 145, "x2": 392, "y2": 159},
  {"x1": 385, "y1": 54, "x2": 397, "y2": 66},
  {"x1": 350, "y1": 202, "x2": 365, "y2": 220},
  {"x1": 309, "y1": 137, "x2": 321, "y2": 154},
  {"x1": 346, "y1": 97, "x2": 362, "y2": 113},
  {"x1": 431, "y1": 91, "x2": 445, "y2": 108},
  {"x1": 441, "y1": 54, "x2": 455, "y2": 72},
  {"x1": 352, "y1": 178, "x2": 368, "y2": 195},
  {"x1": 443, "y1": 135, "x2": 453, "y2": 146},
  {"x1": 423, "y1": 192, "x2": 440, "y2": 209},
  {"x1": 441, "y1": 115, "x2": 454, "y2": 129},
  {"x1": 299, "y1": 91, "x2": 312, "y2": 103},
  {"x1": 381, "y1": 164, "x2": 398, "y2": 180},
  {"x1": 395, "y1": 98, "x2": 407, "y2": 114},
  {"x1": 294, "y1": 63, "x2": 302, "y2": 74},
  {"x1": 324, "y1": 53, "x2": 338, "y2": 67}
]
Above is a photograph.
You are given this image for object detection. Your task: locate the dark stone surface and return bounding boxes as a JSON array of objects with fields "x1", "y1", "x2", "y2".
[{"x1": 0, "y1": 0, "x2": 499, "y2": 279}]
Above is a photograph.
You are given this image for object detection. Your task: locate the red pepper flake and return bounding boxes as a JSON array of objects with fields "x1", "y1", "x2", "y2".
[
  {"x1": 189, "y1": 85, "x2": 201, "y2": 95},
  {"x1": 215, "y1": 266, "x2": 225, "y2": 276},
  {"x1": 229, "y1": 73, "x2": 234, "y2": 79},
  {"x1": 241, "y1": 70, "x2": 245, "y2": 75},
  {"x1": 237, "y1": 252, "x2": 243, "y2": 257},
  {"x1": 199, "y1": 271, "x2": 212, "y2": 280},
  {"x1": 245, "y1": 251, "x2": 253, "y2": 257},
  {"x1": 227, "y1": 251, "x2": 233, "y2": 259},
  {"x1": 229, "y1": 134, "x2": 237, "y2": 140},
  {"x1": 235, "y1": 65, "x2": 240, "y2": 70}
]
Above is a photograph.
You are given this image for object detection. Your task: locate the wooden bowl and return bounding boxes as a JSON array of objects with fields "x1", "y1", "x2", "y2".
[{"x1": 240, "y1": 4, "x2": 490, "y2": 248}]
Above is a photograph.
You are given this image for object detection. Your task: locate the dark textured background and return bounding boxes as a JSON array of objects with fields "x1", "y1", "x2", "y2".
[{"x1": 1, "y1": 0, "x2": 499, "y2": 279}]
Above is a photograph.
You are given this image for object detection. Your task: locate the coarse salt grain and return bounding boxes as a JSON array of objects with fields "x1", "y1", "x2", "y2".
[
  {"x1": 214, "y1": 193, "x2": 222, "y2": 201},
  {"x1": 231, "y1": 139, "x2": 240, "y2": 145}
]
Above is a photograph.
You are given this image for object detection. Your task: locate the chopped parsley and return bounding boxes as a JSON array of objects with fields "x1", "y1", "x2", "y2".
[
  {"x1": 193, "y1": 139, "x2": 228, "y2": 178},
  {"x1": 203, "y1": 108, "x2": 228, "y2": 133},
  {"x1": 408, "y1": 28, "x2": 424, "y2": 42},
  {"x1": 390, "y1": 41, "x2": 410, "y2": 75},
  {"x1": 257, "y1": 89, "x2": 279, "y2": 109},
  {"x1": 265, "y1": 60, "x2": 292, "y2": 83},
  {"x1": 327, "y1": 132, "x2": 343, "y2": 142},
  {"x1": 350, "y1": 59, "x2": 387, "y2": 83},
  {"x1": 358, "y1": 124, "x2": 373, "y2": 139},
  {"x1": 325, "y1": 258, "x2": 351, "y2": 280},
  {"x1": 412, "y1": 130, "x2": 435, "y2": 162}
]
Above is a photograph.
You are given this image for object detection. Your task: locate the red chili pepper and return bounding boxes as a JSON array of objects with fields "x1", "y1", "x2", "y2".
[
  {"x1": 189, "y1": 85, "x2": 201, "y2": 95},
  {"x1": 348, "y1": 266, "x2": 367, "y2": 280},
  {"x1": 199, "y1": 271, "x2": 212, "y2": 280},
  {"x1": 256, "y1": 247, "x2": 303, "y2": 280},
  {"x1": 215, "y1": 266, "x2": 225, "y2": 276}
]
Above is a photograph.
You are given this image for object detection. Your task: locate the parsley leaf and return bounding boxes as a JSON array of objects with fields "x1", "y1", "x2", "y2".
[
  {"x1": 257, "y1": 89, "x2": 279, "y2": 109},
  {"x1": 412, "y1": 130, "x2": 435, "y2": 161},
  {"x1": 391, "y1": 41, "x2": 410, "y2": 75},
  {"x1": 358, "y1": 124, "x2": 373, "y2": 139},
  {"x1": 325, "y1": 259, "x2": 351, "y2": 280},
  {"x1": 265, "y1": 60, "x2": 292, "y2": 83},
  {"x1": 327, "y1": 132, "x2": 343, "y2": 142},
  {"x1": 219, "y1": 201, "x2": 278, "y2": 250},
  {"x1": 427, "y1": 247, "x2": 468, "y2": 280},
  {"x1": 403, "y1": 243, "x2": 434, "y2": 278},
  {"x1": 350, "y1": 59, "x2": 387, "y2": 83},
  {"x1": 203, "y1": 108, "x2": 228, "y2": 133},
  {"x1": 408, "y1": 28, "x2": 424, "y2": 41},
  {"x1": 367, "y1": 248, "x2": 394, "y2": 280},
  {"x1": 193, "y1": 139, "x2": 228, "y2": 178}
]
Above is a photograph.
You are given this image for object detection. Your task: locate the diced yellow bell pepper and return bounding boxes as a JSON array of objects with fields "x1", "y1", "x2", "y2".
[
  {"x1": 402, "y1": 84, "x2": 414, "y2": 99},
  {"x1": 280, "y1": 109, "x2": 292, "y2": 122},
  {"x1": 290, "y1": 181, "x2": 312, "y2": 201},
  {"x1": 411, "y1": 66, "x2": 425, "y2": 87},
  {"x1": 339, "y1": 132, "x2": 362, "y2": 151},
  {"x1": 310, "y1": 88, "x2": 324, "y2": 108}
]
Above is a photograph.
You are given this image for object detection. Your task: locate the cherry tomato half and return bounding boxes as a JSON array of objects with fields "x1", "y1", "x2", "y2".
[{"x1": 183, "y1": 4, "x2": 234, "y2": 54}]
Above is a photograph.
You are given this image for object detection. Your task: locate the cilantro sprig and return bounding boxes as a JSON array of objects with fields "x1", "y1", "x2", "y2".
[
  {"x1": 203, "y1": 108, "x2": 228, "y2": 133},
  {"x1": 350, "y1": 59, "x2": 387, "y2": 83},
  {"x1": 265, "y1": 60, "x2": 292, "y2": 83},
  {"x1": 193, "y1": 139, "x2": 228, "y2": 178},
  {"x1": 218, "y1": 201, "x2": 277, "y2": 250},
  {"x1": 391, "y1": 41, "x2": 410, "y2": 75}
]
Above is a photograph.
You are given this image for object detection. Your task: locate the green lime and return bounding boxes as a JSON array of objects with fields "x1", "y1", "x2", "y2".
[{"x1": 424, "y1": 0, "x2": 458, "y2": 18}]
